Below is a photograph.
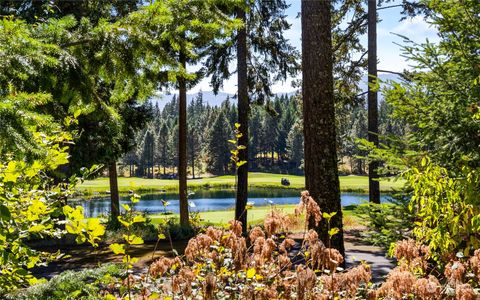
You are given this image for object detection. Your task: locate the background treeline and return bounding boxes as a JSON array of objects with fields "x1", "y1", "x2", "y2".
[{"x1": 122, "y1": 91, "x2": 406, "y2": 177}]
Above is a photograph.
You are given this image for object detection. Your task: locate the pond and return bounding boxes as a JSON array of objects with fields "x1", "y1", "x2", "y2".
[{"x1": 75, "y1": 188, "x2": 390, "y2": 218}]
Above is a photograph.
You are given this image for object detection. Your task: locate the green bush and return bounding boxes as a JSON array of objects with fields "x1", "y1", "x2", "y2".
[
  {"x1": 406, "y1": 158, "x2": 480, "y2": 262},
  {"x1": 355, "y1": 190, "x2": 414, "y2": 248},
  {"x1": 5, "y1": 264, "x2": 124, "y2": 300}
]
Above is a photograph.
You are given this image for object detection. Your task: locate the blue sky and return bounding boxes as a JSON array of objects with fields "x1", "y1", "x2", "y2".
[{"x1": 189, "y1": 0, "x2": 439, "y2": 94}]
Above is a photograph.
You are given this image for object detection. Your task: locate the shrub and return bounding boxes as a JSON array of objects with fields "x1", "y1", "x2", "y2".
[
  {"x1": 355, "y1": 190, "x2": 414, "y2": 248},
  {"x1": 406, "y1": 158, "x2": 480, "y2": 262},
  {"x1": 5, "y1": 264, "x2": 123, "y2": 300}
]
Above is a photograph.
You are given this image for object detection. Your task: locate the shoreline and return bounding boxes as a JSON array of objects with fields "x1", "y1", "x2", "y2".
[{"x1": 77, "y1": 173, "x2": 405, "y2": 196}]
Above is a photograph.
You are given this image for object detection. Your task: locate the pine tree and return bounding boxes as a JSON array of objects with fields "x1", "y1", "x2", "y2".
[
  {"x1": 206, "y1": 112, "x2": 232, "y2": 175},
  {"x1": 301, "y1": 0, "x2": 345, "y2": 257},
  {"x1": 205, "y1": 0, "x2": 299, "y2": 231},
  {"x1": 286, "y1": 120, "x2": 304, "y2": 174},
  {"x1": 156, "y1": 122, "x2": 169, "y2": 175},
  {"x1": 368, "y1": 0, "x2": 380, "y2": 204}
]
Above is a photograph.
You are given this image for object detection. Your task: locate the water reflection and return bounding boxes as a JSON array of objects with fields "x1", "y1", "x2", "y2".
[{"x1": 74, "y1": 189, "x2": 389, "y2": 218}]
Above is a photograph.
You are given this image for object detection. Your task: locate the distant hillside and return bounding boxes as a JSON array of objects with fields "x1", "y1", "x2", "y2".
[
  {"x1": 150, "y1": 73, "x2": 401, "y2": 109},
  {"x1": 150, "y1": 91, "x2": 297, "y2": 109}
]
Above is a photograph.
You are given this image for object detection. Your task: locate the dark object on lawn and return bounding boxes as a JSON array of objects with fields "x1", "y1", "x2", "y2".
[{"x1": 281, "y1": 178, "x2": 290, "y2": 186}]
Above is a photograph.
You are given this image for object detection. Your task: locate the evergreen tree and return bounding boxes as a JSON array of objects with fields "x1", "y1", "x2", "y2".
[
  {"x1": 156, "y1": 122, "x2": 170, "y2": 175},
  {"x1": 206, "y1": 112, "x2": 232, "y2": 175},
  {"x1": 286, "y1": 120, "x2": 304, "y2": 174},
  {"x1": 368, "y1": 0, "x2": 380, "y2": 203},
  {"x1": 205, "y1": 0, "x2": 299, "y2": 231},
  {"x1": 302, "y1": 0, "x2": 345, "y2": 257}
]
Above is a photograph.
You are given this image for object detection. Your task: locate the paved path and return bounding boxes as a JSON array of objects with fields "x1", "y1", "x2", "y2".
[
  {"x1": 344, "y1": 228, "x2": 395, "y2": 282},
  {"x1": 288, "y1": 227, "x2": 395, "y2": 282}
]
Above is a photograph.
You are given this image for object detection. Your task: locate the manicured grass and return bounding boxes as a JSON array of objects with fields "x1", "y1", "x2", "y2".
[
  {"x1": 149, "y1": 204, "x2": 359, "y2": 227},
  {"x1": 78, "y1": 172, "x2": 405, "y2": 194}
]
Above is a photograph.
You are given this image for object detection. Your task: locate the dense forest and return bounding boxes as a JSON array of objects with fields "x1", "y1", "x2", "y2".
[{"x1": 123, "y1": 91, "x2": 406, "y2": 177}]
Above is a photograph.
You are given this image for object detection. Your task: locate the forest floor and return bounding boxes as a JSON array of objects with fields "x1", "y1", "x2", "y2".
[
  {"x1": 78, "y1": 172, "x2": 405, "y2": 194},
  {"x1": 32, "y1": 206, "x2": 395, "y2": 282}
]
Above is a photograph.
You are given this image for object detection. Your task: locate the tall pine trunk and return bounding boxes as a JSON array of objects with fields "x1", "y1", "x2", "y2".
[
  {"x1": 178, "y1": 52, "x2": 189, "y2": 227},
  {"x1": 235, "y1": 6, "x2": 249, "y2": 235},
  {"x1": 301, "y1": 0, "x2": 345, "y2": 257},
  {"x1": 368, "y1": 0, "x2": 380, "y2": 204},
  {"x1": 109, "y1": 161, "x2": 120, "y2": 226}
]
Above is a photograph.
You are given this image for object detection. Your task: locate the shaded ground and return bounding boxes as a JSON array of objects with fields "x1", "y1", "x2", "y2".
[
  {"x1": 32, "y1": 227, "x2": 394, "y2": 282},
  {"x1": 343, "y1": 227, "x2": 395, "y2": 282},
  {"x1": 31, "y1": 240, "x2": 189, "y2": 279}
]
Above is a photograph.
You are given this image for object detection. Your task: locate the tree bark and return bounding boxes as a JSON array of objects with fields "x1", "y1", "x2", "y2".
[
  {"x1": 368, "y1": 0, "x2": 380, "y2": 204},
  {"x1": 109, "y1": 161, "x2": 120, "y2": 225},
  {"x1": 235, "y1": 5, "x2": 249, "y2": 235},
  {"x1": 301, "y1": 0, "x2": 345, "y2": 257},
  {"x1": 178, "y1": 52, "x2": 189, "y2": 227}
]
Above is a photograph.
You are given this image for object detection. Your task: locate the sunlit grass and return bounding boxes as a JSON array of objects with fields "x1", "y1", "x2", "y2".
[
  {"x1": 78, "y1": 172, "x2": 405, "y2": 194},
  {"x1": 148, "y1": 203, "x2": 361, "y2": 229}
]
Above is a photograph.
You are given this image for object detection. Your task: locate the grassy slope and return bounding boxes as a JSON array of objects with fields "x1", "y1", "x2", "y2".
[{"x1": 79, "y1": 172, "x2": 405, "y2": 193}]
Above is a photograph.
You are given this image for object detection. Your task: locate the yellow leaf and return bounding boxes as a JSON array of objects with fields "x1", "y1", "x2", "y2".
[
  {"x1": 4, "y1": 161, "x2": 19, "y2": 183},
  {"x1": 246, "y1": 267, "x2": 256, "y2": 279},
  {"x1": 121, "y1": 204, "x2": 131, "y2": 211},
  {"x1": 328, "y1": 227, "x2": 340, "y2": 237},
  {"x1": 29, "y1": 224, "x2": 46, "y2": 232},
  {"x1": 123, "y1": 234, "x2": 143, "y2": 245},
  {"x1": 133, "y1": 215, "x2": 146, "y2": 223},
  {"x1": 130, "y1": 257, "x2": 139, "y2": 264},
  {"x1": 87, "y1": 218, "x2": 105, "y2": 237},
  {"x1": 109, "y1": 243, "x2": 125, "y2": 255},
  {"x1": 118, "y1": 216, "x2": 131, "y2": 228}
]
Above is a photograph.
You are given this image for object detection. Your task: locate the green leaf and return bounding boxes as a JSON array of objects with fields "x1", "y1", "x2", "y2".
[
  {"x1": 328, "y1": 227, "x2": 340, "y2": 237},
  {"x1": 322, "y1": 212, "x2": 337, "y2": 220},
  {"x1": 73, "y1": 109, "x2": 82, "y2": 118},
  {"x1": 0, "y1": 204, "x2": 11, "y2": 221}
]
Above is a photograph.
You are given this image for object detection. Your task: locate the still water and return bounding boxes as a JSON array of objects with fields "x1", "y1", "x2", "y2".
[{"x1": 75, "y1": 189, "x2": 390, "y2": 218}]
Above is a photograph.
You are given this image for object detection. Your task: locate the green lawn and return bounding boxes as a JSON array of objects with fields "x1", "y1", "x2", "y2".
[
  {"x1": 78, "y1": 172, "x2": 404, "y2": 194},
  {"x1": 149, "y1": 204, "x2": 359, "y2": 227}
]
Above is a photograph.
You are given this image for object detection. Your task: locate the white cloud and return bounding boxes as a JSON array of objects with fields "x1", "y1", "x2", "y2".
[{"x1": 391, "y1": 16, "x2": 439, "y2": 43}]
